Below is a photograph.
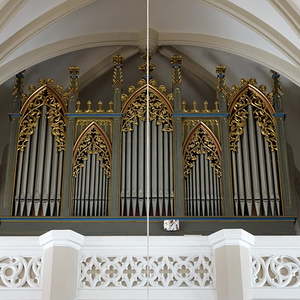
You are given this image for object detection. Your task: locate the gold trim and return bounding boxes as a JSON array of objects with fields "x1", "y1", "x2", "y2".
[
  {"x1": 121, "y1": 84, "x2": 173, "y2": 132},
  {"x1": 17, "y1": 84, "x2": 67, "y2": 151},
  {"x1": 229, "y1": 84, "x2": 277, "y2": 152},
  {"x1": 183, "y1": 121, "x2": 222, "y2": 177},
  {"x1": 72, "y1": 121, "x2": 112, "y2": 177}
]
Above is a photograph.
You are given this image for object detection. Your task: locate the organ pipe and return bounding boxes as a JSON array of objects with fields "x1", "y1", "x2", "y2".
[
  {"x1": 183, "y1": 122, "x2": 222, "y2": 216},
  {"x1": 14, "y1": 85, "x2": 66, "y2": 216},
  {"x1": 72, "y1": 122, "x2": 112, "y2": 216},
  {"x1": 121, "y1": 85, "x2": 174, "y2": 216},
  {"x1": 229, "y1": 85, "x2": 281, "y2": 216}
]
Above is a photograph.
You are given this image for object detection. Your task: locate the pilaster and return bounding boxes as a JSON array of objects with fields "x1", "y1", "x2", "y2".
[
  {"x1": 61, "y1": 66, "x2": 80, "y2": 216},
  {"x1": 271, "y1": 71, "x2": 293, "y2": 215},
  {"x1": 216, "y1": 66, "x2": 234, "y2": 216},
  {"x1": 39, "y1": 230, "x2": 85, "y2": 300},
  {"x1": 110, "y1": 55, "x2": 123, "y2": 216},
  {"x1": 171, "y1": 55, "x2": 185, "y2": 216},
  {"x1": 2, "y1": 72, "x2": 24, "y2": 215},
  {"x1": 209, "y1": 229, "x2": 255, "y2": 300}
]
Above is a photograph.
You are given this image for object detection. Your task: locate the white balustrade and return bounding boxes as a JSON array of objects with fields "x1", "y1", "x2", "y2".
[{"x1": 0, "y1": 230, "x2": 300, "y2": 300}]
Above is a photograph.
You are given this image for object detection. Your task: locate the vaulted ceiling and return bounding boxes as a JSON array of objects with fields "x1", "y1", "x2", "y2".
[
  {"x1": 0, "y1": 0, "x2": 300, "y2": 169},
  {"x1": 0, "y1": 0, "x2": 299, "y2": 85}
]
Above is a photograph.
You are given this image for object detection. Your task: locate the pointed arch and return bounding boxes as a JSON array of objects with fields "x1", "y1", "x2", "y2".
[
  {"x1": 183, "y1": 121, "x2": 221, "y2": 177},
  {"x1": 21, "y1": 84, "x2": 67, "y2": 114},
  {"x1": 229, "y1": 83, "x2": 277, "y2": 152},
  {"x1": 73, "y1": 121, "x2": 112, "y2": 178},
  {"x1": 17, "y1": 84, "x2": 67, "y2": 152},
  {"x1": 122, "y1": 84, "x2": 173, "y2": 132}
]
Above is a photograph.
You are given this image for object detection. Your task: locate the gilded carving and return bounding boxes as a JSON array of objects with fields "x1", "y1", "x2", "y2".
[
  {"x1": 73, "y1": 122, "x2": 112, "y2": 177},
  {"x1": 122, "y1": 85, "x2": 173, "y2": 132},
  {"x1": 112, "y1": 55, "x2": 123, "y2": 86},
  {"x1": 170, "y1": 55, "x2": 183, "y2": 85},
  {"x1": 229, "y1": 85, "x2": 277, "y2": 152},
  {"x1": 17, "y1": 85, "x2": 66, "y2": 151},
  {"x1": 183, "y1": 122, "x2": 221, "y2": 177}
]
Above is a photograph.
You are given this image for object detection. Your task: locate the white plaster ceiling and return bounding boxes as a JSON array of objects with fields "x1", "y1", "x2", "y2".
[{"x1": 0, "y1": 0, "x2": 299, "y2": 85}]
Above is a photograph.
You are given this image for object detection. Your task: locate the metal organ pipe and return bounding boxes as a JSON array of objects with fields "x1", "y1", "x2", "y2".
[
  {"x1": 185, "y1": 150, "x2": 222, "y2": 216},
  {"x1": 120, "y1": 119, "x2": 174, "y2": 216},
  {"x1": 14, "y1": 100, "x2": 65, "y2": 217},
  {"x1": 41, "y1": 125, "x2": 53, "y2": 215},
  {"x1": 231, "y1": 103, "x2": 281, "y2": 216}
]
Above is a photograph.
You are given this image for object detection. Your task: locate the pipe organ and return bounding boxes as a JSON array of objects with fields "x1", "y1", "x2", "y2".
[
  {"x1": 13, "y1": 83, "x2": 66, "y2": 216},
  {"x1": 121, "y1": 83, "x2": 174, "y2": 216},
  {"x1": 8, "y1": 57, "x2": 288, "y2": 218},
  {"x1": 183, "y1": 121, "x2": 222, "y2": 216},
  {"x1": 228, "y1": 83, "x2": 281, "y2": 216},
  {"x1": 72, "y1": 121, "x2": 112, "y2": 216}
]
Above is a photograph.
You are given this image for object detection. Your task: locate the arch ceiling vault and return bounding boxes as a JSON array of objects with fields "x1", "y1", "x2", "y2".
[
  {"x1": 0, "y1": 0, "x2": 300, "y2": 174},
  {"x1": 0, "y1": 0, "x2": 298, "y2": 85}
]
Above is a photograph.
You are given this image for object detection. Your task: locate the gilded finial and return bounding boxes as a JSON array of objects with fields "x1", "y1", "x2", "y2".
[
  {"x1": 271, "y1": 70, "x2": 282, "y2": 95},
  {"x1": 213, "y1": 100, "x2": 220, "y2": 112},
  {"x1": 85, "y1": 100, "x2": 93, "y2": 113},
  {"x1": 271, "y1": 70, "x2": 283, "y2": 112},
  {"x1": 68, "y1": 66, "x2": 80, "y2": 92},
  {"x1": 75, "y1": 100, "x2": 82, "y2": 113},
  {"x1": 170, "y1": 55, "x2": 183, "y2": 85},
  {"x1": 112, "y1": 55, "x2": 124, "y2": 87},
  {"x1": 182, "y1": 100, "x2": 188, "y2": 112},
  {"x1": 191, "y1": 101, "x2": 199, "y2": 113},
  {"x1": 12, "y1": 71, "x2": 25, "y2": 104},
  {"x1": 138, "y1": 53, "x2": 156, "y2": 79},
  {"x1": 216, "y1": 65, "x2": 226, "y2": 90},
  {"x1": 107, "y1": 100, "x2": 114, "y2": 112},
  {"x1": 202, "y1": 100, "x2": 209, "y2": 112},
  {"x1": 96, "y1": 100, "x2": 104, "y2": 113}
]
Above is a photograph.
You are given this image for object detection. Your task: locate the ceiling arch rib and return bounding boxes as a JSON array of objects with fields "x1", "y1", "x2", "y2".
[
  {"x1": 202, "y1": 0, "x2": 300, "y2": 66},
  {"x1": 3, "y1": 0, "x2": 293, "y2": 66},
  {"x1": 0, "y1": 0, "x2": 96, "y2": 63},
  {"x1": 79, "y1": 46, "x2": 139, "y2": 90},
  {"x1": 1, "y1": 32, "x2": 300, "y2": 87},
  {"x1": 270, "y1": 0, "x2": 300, "y2": 37},
  {"x1": 0, "y1": 0, "x2": 23, "y2": 32},
  {"x1": 158, "y1": 46, "x2": 216, "y2": 90}
]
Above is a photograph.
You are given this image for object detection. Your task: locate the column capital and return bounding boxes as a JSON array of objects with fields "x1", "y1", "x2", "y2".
[
  {"x1": 208, "y1": 229, "x2": 255, "y2": 249},
  {"x1": 39, "y1": 230, "x2": 85, "y2": 250}
]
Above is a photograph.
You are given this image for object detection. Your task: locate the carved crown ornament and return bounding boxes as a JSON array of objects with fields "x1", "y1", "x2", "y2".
[
  {"x1": 183, "y1": 122, "x2": 222, "y2": 178},
  {"x1": 17, "y1": 83, "x2": 68, "y2": 152},
  {"x1": 72, "y1": 122, "x2": 112, "y2": 178},
  {"x1": 121, "y1": 79, "x2": 174, "y2": 132}
]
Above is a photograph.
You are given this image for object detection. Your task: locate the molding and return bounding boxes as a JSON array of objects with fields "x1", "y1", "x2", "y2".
[
  {"x1": 270, "y1": 0, "x2": 300, "y2": 38},
  {"x1": 201, "y1": 0, "x2": 300, "y2": 66},
  {"x1": 251, "y1": 287, "x2": 300, "y2": 299},
  {"x1": 158, "y1": 32, "x2": 300, "y2": 87},
  {"x1": 0, "y1": 32, "x2": 139, "y2": 85},
  {"x1": 77, "y1": 288, "x2": 216, "y2": 300},
  {"x1": 0, "y1": 0, "x2": 96, "y2": 63},
  {"x1": 208, "y1": 229, "x2": 255, "y2": 249},
  {"x1": 0, "y1": 32, "x2": 299, "y2": 87},
  {"x1": 0, "y1": 0, "x2": 23, "y2": 32},
  {"x1": 39, "y1": 230, "x2": 85, "y2": 250}
]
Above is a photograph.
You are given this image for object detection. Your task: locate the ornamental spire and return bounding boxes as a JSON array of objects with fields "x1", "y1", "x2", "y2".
[
  {"x1": 112, "y1": 55, "x2": 124, "y2": 87},
  {"x1": 138, "y1": 53, "x2": 156, "y2": 80},
  {"x1": 170, "y1": 55, "x2": 183, "y2": 85}
]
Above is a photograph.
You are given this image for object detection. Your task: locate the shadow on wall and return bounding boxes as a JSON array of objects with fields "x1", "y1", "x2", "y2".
[{"x1": 287, "y1": 143, "x2": 300, "y2": 234}]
